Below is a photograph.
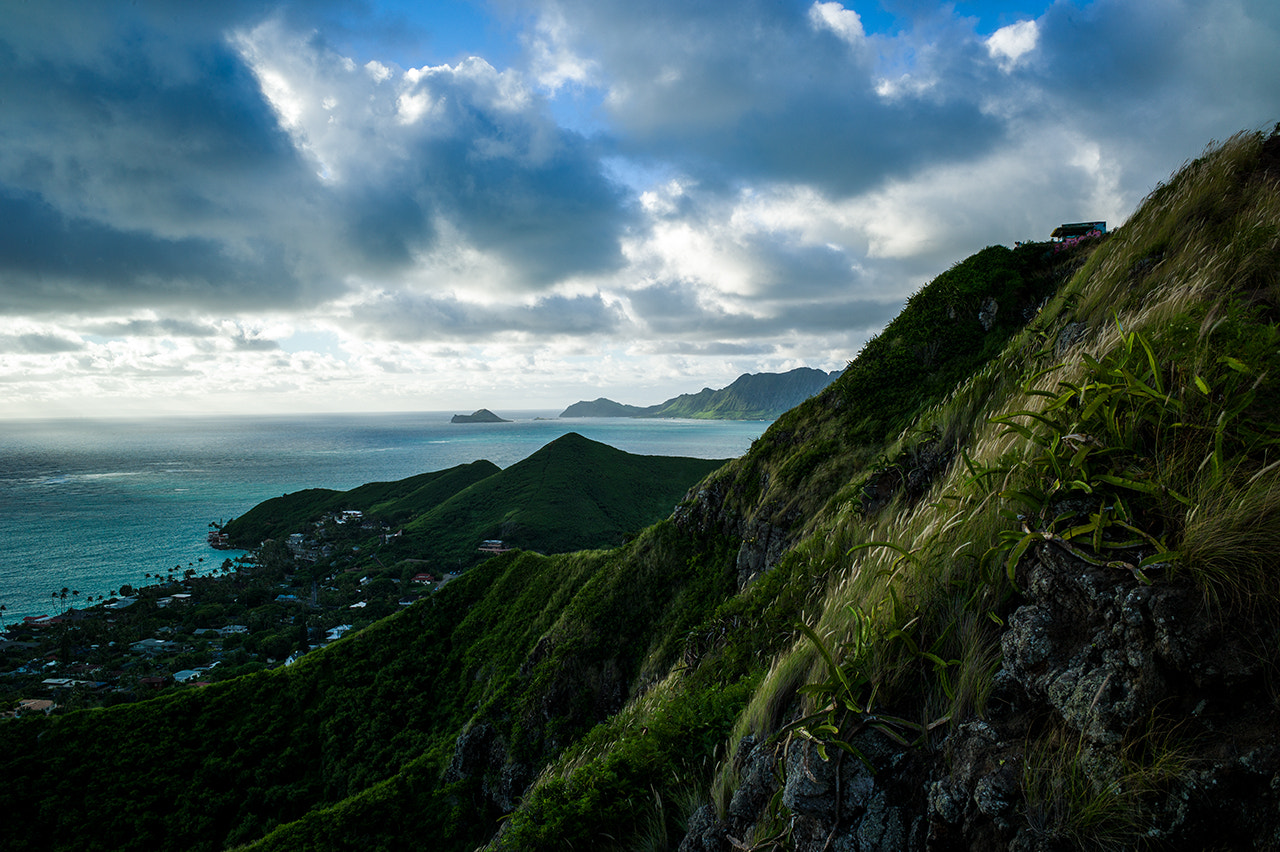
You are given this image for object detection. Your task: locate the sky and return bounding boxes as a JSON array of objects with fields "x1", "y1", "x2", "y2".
[{"x1": 1, "y1": 0, "x2": 1277, "y2": 418}]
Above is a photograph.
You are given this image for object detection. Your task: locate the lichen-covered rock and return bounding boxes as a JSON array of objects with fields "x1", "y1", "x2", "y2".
[
  {"x1": 735, "y1": 521, "x2": 791, "y2": 588},
  {"x1": 1000, "y1": 544, "x2": 1166, "y2": 743},
  {"x1": 678, "y1": 537, "x2": 1280, "y2": 852},
  {"x1": 727, "y1": 736, "x2": 779, "y2": 830},
  {"x1": 676, "y1": 804, "x2": 727, "y2": 852}
]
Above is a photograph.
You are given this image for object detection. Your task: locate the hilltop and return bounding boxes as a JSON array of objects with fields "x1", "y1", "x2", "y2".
[
  {"x1": 225, "y1": 432, "x2": 726, "y2": 568},
  {"x1": 561, "y1": 366, "x2": 839, "y2": 420},
  {"x1": 4, "y1": 129, "x2": 1280, "y2": 852}
]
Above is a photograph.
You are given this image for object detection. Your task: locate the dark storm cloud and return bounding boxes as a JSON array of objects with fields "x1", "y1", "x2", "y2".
[
  {"x1": 1026, "y1": 0, "x2": 1280, "y2": 186},
  {"x1": 350, "y1": 290, "x2": 624, "y2": 341},
  {"x1": 747, "y1": 240, "x2": 862, "y2": 299},
  {"x1": 224, "y1": 18, "x2": 638, "y2": 287},
  {"x1": 0, "y1": 189, "x2": 313, "y2": 314},
  {"x1": 626, "y1": 279, "x2": 901, "y2": 338},
  {"x1": 372, "y1": 86, "x2": 634, "y2": 286},
  {"x1": 0, "y1": 7, "x2": 343, "y2": 313},
  {"x1": 526, "y1": 0, "x2": 1006, "y2": 196},
  {"x1": 0, "y1": 333, "x2": 84, "y2": 354},
  {"x1": 82, "y1": 319, "x2": 220, "y2": 338},
  {"x1": 424, "y1": 133, "x2": 632, "y2": 287},
  {"x1": 0, "y1": 1, "x2": 635, "y2": 318}
]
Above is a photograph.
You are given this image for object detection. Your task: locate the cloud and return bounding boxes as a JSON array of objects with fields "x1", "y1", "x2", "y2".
[
  {"x1": 0, "y1": 332, "x2": 84, "y2": 355},
  {"x1": 82, "y1": 319, "x2": 221, "y2": 339},
  {"x1": 232, "y1": 18, "x2": 634, "y2": 289},
  {"x1": 623, "y1": 278, "x2": 899, "y2": 341},
  {"x1": 3, "y1": 0, "x2": 1280, "y2": 416},
  {"x1": 0, "y1": 3, "x2": 635, "y2": 325},
  {"x1": 528, "y1": 0, "x2": 1006, "y2": 196},
  {"x1": 808, "y1": 2, "x2": 866, "y2": 46},
  {"x1": 987, "y1": 20, "x2": 1039, "y2": 71},
  {"x1": 348, "y1": 290, "x2": 625, "y2": 341},
  {"x1": 0, "y1": 188, "x2": 321, "y2": 314}
]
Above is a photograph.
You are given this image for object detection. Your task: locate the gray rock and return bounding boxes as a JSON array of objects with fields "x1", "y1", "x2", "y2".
[
  {"x1": 677, "y1": 804, "x2": 727, "y2": 852},
  {"x1": 979, "y1": 296, "x2": 1000, "y2": 331},
  {"x1": 1054, "y1": 321, "x2": 1088, "y2": 356}
]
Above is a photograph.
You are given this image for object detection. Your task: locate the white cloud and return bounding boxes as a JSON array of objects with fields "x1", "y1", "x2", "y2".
[
  {"x1": 987, "y1": 19, "x2": 1040, "y2": 71},
  {"x1": 3, "y1": 0, "x2": 1280, "y2": 417},
  {"x1": 526, "y1": 6, "x2": 599, "y2": 93},
  {"x1": 808, "y1": 2, "x2": 865, "y2": 46}
]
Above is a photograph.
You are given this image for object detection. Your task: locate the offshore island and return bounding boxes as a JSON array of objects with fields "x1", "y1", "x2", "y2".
[{"x1": 450, "y1": 408, "x2": 511, "y2": 423}]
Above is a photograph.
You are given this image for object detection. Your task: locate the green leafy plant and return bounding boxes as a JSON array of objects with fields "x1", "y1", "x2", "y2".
[{"x1": 985, "y1": 324, "x2": 1193, "y2": 583}]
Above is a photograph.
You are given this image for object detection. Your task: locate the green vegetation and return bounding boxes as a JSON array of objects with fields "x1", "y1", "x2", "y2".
[
  {"x1": 223, "y1": 433, "x2": 725, "y2": 570},
  {"x1": 221, "y1": 460, "x2": 500, "y2": 545},
  {"x1": 385, "y1": 432, "x2": 728, "y2": 566},
  {"x1": 5, "y1": 128, "x2": 1280, "y2": 851}
]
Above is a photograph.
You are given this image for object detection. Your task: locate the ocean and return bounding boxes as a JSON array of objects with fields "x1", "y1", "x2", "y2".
[{"x1": 0, "y1": 412, "x2": 769, "y2": 622}]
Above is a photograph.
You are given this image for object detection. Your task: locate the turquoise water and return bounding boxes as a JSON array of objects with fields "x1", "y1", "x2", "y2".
[{"x1": 0, "y1": 412, "x2": 769, "y2": 621}]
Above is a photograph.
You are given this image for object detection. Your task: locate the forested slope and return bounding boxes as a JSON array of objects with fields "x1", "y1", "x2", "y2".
[
  {"x1": 4, "y1": 129, "x2": 1280, "y2": 852},
  {"x1": 222, "y1": 433, "x2": 725, "y2": 567}
]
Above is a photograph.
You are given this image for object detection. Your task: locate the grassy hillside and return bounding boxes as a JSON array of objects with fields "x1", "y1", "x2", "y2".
[
  {"x1": 221, "y1": 433, "x2": 725, "y2": 569},
  {"x1": 4, "y1": 128, "x2": 1280, "y2": 851},
  {"x1": 383, "y1": 432, "x2": 727, "y2": 565},
  {"x1": 220, "y1": 460, "x2": 501, "y2": 546}
]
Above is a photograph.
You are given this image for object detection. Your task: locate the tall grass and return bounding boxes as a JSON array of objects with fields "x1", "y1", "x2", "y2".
[
  {"x1": 722, "y1": 128, "x2": 1280, "y2": 846},
  {"x1": 1021, "y1": 719, "x2": 1192, "y2": 851}
]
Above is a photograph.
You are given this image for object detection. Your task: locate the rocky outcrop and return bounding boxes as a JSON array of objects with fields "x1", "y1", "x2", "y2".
[
  {"x1": 680, "y1": 543, "x2": 1280, "y2": 850},
  {"x1": 448, "y1": 640, "x2": 630, "y2": 818},
  {"x1": 860, "y1": 436, "x2": 954, "y2": 516},
  {"x1": 734, "y1": 520, "x2": 791, "y2": 588}
]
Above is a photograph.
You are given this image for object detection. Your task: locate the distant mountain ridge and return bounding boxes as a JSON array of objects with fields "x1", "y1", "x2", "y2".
[{"x1": 560, "y1": 367, "x2": 839, "y2": 420}]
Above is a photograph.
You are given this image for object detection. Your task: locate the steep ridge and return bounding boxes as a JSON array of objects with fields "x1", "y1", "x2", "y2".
[
  {"x1": 560, "y1": 367, "x2": 840, "y2": 420},
  {"x1": 643, "y1": 367, "x2": 840, "y2": 420},
  {"x1": 3, "y1": 129, "x2": 1279, "y2": 852}
]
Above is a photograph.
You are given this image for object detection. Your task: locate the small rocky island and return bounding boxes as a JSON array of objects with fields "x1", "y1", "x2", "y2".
[{"x1": 450, "y1": 408, "x2": 510, "y2": 423}]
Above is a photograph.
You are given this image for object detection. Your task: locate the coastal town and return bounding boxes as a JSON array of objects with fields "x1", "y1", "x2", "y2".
[{"x1": 0, "y1": 509, "x2": 483, "y2": 717}]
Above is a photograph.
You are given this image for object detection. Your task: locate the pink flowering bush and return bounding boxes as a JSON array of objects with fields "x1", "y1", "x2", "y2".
[{"x1": 1053, "y1": 228, "x2": 1104, "y2": 253}]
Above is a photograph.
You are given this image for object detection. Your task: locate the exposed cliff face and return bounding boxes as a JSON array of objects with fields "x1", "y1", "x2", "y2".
[{"x1": 680, "y1": 542, "x2": 1280, "y2": 851}]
